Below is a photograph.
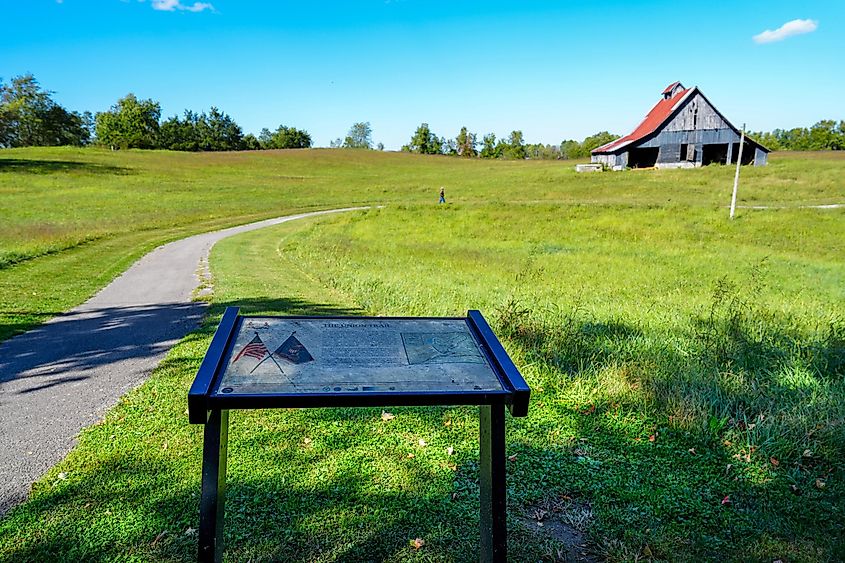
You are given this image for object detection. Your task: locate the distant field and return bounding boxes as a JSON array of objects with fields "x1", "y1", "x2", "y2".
[
  {"x1": 0, "y1": 149, "x2": 843, "y2": 561},
  {"x1": 1, "y1": 147, "x2": 843, "y2": 342}
]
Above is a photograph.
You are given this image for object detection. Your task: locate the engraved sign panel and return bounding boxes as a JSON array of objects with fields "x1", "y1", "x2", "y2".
[{"x1": 213, "y1": 318, "x2": 503, "y2": 396}]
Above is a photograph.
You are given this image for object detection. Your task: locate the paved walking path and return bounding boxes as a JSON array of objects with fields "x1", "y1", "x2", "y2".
[{"x1": 0, "y1": 207, "x2": 366, "y2": 515}]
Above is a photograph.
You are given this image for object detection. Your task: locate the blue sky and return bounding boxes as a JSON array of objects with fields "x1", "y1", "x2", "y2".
[{"x1": 2, "y1": 1, "x2": 843, "y2": 149}]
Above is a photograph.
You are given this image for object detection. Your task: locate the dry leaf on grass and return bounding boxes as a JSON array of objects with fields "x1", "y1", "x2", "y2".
[
  {"x1": 381, "y1": 411, "x2": 395, "y2": 422},
  {"x1": 508, "y1": 454, "x2": 518, "y2": 462},
  {"x1": 411, "y1": 538, "x2": 425, "y2": 549}
]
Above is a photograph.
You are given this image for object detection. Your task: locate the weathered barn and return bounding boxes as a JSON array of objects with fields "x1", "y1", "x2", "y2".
[{"x1": 591, "y1": 82, "x2": 769, "y2": 170}]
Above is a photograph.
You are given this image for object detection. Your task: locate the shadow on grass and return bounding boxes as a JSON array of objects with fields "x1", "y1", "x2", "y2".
[
  {"x1": 0, "y1": 159, "x2": 133, "y2": 175},
  {"x1": 0, "y1": 405, "x2": 543, "y2": 562},
  {"x1": 213, "y1": 296, "x2": 364, "y2": 318},
  {"x1": 492, "y1": 304, "x2": 845, "y2": 559}
]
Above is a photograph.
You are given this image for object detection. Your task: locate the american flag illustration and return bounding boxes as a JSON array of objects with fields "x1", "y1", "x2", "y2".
[{"x1": 233, "y1": 333, "x2": 269, "y2": 363}]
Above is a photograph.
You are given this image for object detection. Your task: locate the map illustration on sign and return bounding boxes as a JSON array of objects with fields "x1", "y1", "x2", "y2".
[
  {"x1": 214, "y1": 318, "x2": 504, "y2": 396},
  {"x1": 401, "y1": 332, "x2": 485, "y2": 365}
]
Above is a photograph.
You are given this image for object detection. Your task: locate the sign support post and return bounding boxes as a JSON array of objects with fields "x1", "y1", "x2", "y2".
[
  {"x1": 479, "y1": 403, "x2": 508, "y2": 562},
  {"x1": 198, "y1": 409, "x2": 229, "y2": 563}
]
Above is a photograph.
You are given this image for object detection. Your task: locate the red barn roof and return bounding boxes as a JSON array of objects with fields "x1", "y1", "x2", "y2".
[{"x1": 593, "y1": 82, "x2": 694, "y2": 154}]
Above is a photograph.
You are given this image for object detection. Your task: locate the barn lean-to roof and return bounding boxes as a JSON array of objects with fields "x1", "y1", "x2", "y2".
[{"x1": 592, "y1": 82, "x2": 769, "y2": 155}]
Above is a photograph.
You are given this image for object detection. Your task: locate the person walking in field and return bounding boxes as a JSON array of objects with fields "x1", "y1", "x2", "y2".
[{"x1": 439, "y1": 187, "x2": 445, "y2": 204}]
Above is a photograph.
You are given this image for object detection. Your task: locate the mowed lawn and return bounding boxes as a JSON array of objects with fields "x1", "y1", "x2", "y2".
[{"x1": 0, "y1": 149, "x2": 843, "y2": 561}]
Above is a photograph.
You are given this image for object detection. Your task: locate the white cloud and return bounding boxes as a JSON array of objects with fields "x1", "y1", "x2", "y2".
[
  {"x1": 151, "y1": 0, "x2": 215, "y2": 12},
  {"x1": 753, "y1": 19, "x2": 818, "y2": 44}
]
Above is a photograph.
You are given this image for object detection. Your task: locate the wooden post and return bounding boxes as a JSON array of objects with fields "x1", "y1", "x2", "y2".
[
  {"x1": 479, "y1": 404, "x2": 507, "y2": 562},
  {"x1": 730, "y1": 124, "x2": 745, "y2": 220},
  {"x1": 198, "y1": 409, "x2": 229, "y2": 563}
]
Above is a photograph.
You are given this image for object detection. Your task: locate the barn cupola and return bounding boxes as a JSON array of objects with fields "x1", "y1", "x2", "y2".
[{"x1": 662, "y1": 81, "x2": 685, "y2": 99}]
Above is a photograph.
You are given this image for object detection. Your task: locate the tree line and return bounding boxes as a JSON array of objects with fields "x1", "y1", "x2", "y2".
[
  {"x1": 2, "y1": 74, "x2": 843, "y2": 155},
  {"x1": 93, "y1": 93, "x2": 314, "y2": 151},
  {"x1": 0, "y1": 74, "x2": 314, "y2": 151},
  {"x1": 398, "y1": 125, "x2": 620, "y2": 160},
  {"x1": 749, "y1": 121, "x2": 845, "y2": 151}
]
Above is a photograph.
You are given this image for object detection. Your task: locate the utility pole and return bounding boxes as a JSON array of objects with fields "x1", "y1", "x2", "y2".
[{"x1": 730, "y1": 124, "x2": 745, "y2": 220}]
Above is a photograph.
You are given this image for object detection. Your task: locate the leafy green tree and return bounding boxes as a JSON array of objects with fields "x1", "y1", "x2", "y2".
[
  {"x1": 559, "y1": 139, "x2": 582, "y2": 159},
  {"x1": 456, "y1": 126, "x2": 477, "y2": 157},
  {"x1": 266, "y1": 125, "x2": 312, "y2": 149},
  {"x1": 480, "y1": 133, "x2": 501, "y2": 158},
  {"x1": 159, "y1": 110, "x2": 200, "y2": 151},
  {"x1": 0, "y1": 74, "x2": 89, "y2": 147},
  {"x1": 504, "y1": 130, "x2": 526, "y2": 159},
  {"x1": 195, "y1": 107, "x2": 243, "y2": 151},
  {"x1": 525, "y1": 143, "x2": 560, "y2": 160},
  {"x1": 95, "y1": 94, "x2": 161, "y2": 149},
  {"x1": 580, "y1": 131, "x2": 617, "y2": 154},
  {"x1": 157, "y1": 108, "x2": 244, "y2": 152},
  {"x1": 405, "y1": 122, "x2": 444, "y2": 154},
  {"x1": 241, "y1": 133, "x2": 261, "y2": 150},
  {"x1": 0, "y1": 104, "x2": 12, "y2": 147},
  {"x1": 558, "y1": 132, "x2": 619, "y2": 159},
  {"x1": 343, "y1": 122, "x2": 372, "y2": 149},
  {"x1": 258, "y1": 128, "x2": 274, "y2": 148}
]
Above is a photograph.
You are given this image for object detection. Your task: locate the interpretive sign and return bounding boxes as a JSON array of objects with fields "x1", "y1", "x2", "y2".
[
  {"x1": 189, "y1": 307, "x2": 530, "y2": 563},
  {"x1": 214, "y1": 318, "x2": 502, "y2": 396}
]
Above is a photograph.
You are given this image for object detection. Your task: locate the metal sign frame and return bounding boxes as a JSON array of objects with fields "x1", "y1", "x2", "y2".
[{"x1": 188, "y1": 307, "x2": 530, "y2": 562}]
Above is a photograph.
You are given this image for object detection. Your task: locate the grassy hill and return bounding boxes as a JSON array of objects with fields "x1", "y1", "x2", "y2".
[{"x1": 0, "y1": 148, "x2": 843, "y2": 561}]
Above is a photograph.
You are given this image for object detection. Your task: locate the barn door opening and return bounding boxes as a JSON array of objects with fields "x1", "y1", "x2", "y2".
[
  {"x1": 628, "y1": 147, "x2": 659, "y2": 168},
  {"x1": 702, "y1": 144, "x2": 729, "y2": 165}
]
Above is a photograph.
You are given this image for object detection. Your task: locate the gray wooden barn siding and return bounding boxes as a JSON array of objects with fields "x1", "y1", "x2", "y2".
[{"x1": 664, "y1": 92, "x2": 730, "y2": 132}]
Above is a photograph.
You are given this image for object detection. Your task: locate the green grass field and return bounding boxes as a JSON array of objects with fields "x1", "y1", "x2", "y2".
[{"x1": 0, "y1": 148, "x2": 843, "y2": 561}]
